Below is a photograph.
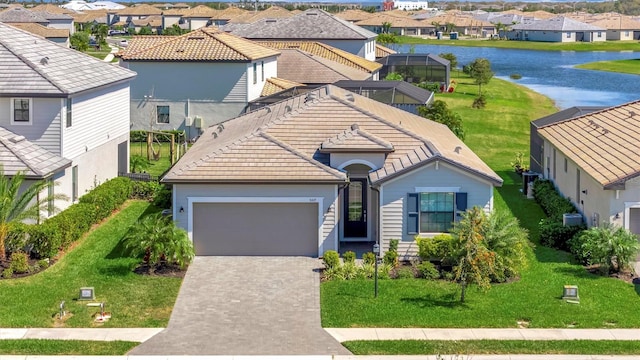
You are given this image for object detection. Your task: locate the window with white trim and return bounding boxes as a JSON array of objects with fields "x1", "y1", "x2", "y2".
[
  {"x1": 566, "y1": 32, "x2": 571, "y2": 38},
  {"x1": 261, "y1": 61, "x2": 264, "y2": 81},
  {"x1": 407, "y1": 191, "x2": 467, "y2": 234},
  {"x1": 253, "y1": 63, "x2": 257, "y2": 84},
  {"x1": 11, "y1": 98, "x2": 31, "y2": 124},
  {"x1": 66, "y1": 98, "x2": 72, "y2": 128},
  {"x1": 156, "y1": 105, "x2": 169, "y2": 124}
]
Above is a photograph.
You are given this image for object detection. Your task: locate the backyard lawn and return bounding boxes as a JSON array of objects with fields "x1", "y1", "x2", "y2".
[
  {"x1": 575, "y1": 59, "x2": 640, "y2": 75},
  {"x1": 130, "y1": 142, "x2": 180, "y2": 177},
  {"x1": 0, "y1": 201, "x2": 183, "y2": 327},
  {"x1": 0, "y1": 340, "x2": 138, "y2": 355},
  {"x1": 321, "y1": 75, "x2": 640, "y2": 328}
]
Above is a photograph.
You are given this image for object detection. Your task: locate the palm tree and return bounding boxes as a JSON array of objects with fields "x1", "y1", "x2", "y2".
[{"x1": 0, "y1": 168, "x2": 65, "y2": 260}]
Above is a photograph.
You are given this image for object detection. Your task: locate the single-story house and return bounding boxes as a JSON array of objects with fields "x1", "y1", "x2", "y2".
[
  {"x1": 162, "y1": 84, "x2": 502, "y2": 258},
  {"x1": 507, "y1": 16, "x2": 606, "y2": 42},
  {"x1": 535, "y1": 99, "x2": 640, "y2": 234}
]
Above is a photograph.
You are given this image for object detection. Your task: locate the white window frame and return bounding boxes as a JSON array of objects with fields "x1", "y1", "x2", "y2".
[
  {"x1": 10, "y1": 98, "x2": 32, "y2": 125},
  {"x1": 66, "y1": 98, "x2": 72, "y2": 128},
  {"x1": 156, "y1": 105, "x2": 170, "y2": 124}
]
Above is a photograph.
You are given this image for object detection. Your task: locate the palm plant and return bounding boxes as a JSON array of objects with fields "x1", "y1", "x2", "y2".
[
  {"x1": 484, "y1": 209, "x2": 529, "y2": 282},
  {"x1": 575, "y1": 223, "x2": 640, "y2": 274},
  {"x1": 0, "y1": 167, "x2": 66, "y2": 260}
]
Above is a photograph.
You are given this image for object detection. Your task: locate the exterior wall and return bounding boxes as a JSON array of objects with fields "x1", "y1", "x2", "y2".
[
  {"x1": 0, "y1": 97, "x2": 62, "y2": 155},
  {"x1": 395, "y1": 1, "x2": 430, "y2": 10},
  {"x1": 617, "y1": 177, "x2": 640, "y2": 233},
  {"x1": 162, "y1": 15, "x2": 181, "y2": 28},
  {"x1": 379, "y1": 161, "x2": 494, "y2": 258},
  {"x1": 172, "y1": 183, "x2": 339, "y2": 254},
  {"x1": 47, "y1": 19, "x2": 75, "y2": 34},
  {"x1": 124, "y1": 61, "x2": 249, "y2": 131},
  {"x1": 188, "y1": 18, "x2": 210, "y2": 30},
  {"x1": 247, "y1": 56, "x2": 278, "y2": 102},
  {"x1": 329, "y1": 153, "x2": 385, "y2": 170},
  {"x1": 592, "y1": 31, "x2": 607, "y2": 42},
  {"x1": 320, "y1": 39, "x2": 374, "y2": 61}
]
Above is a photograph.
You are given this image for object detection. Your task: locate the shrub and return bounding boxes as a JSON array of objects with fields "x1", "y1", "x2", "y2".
[
  {"x1": 46, "y1": 203, "x2": 97, "y2": 250},
  {"x1": 417, "y1": 261, "x2": 440, "y2": 280},
  {"x1": 342, "y1": 250, "x2": 356, "y2": 264},
  {"x1": 131, "y1": 181, "x2": 163, "y2": 200},
  {"x1": 79, "y1": 177, "x2": 133, "y2": 221},
  {"x1": 539, "y1": 218, "x2": 585, "y2": 251},
  {"x1": 383, "y1": 239, "x2": 399, "y2": 267},
  {"x1": 571, "y1": 223, "x2": 640, "y2": 274},
  {"x1": 394, "y1": 266, "x2": 415, "y2": 279},
  {"x1": 152, "y1": 185, "x2": 172, "y2": 209},
  {"x1": 5, "y1": 222, "x2": 28, "y2": 254},
  {"x1": 322, "y1": 250, "x2": 340, "y2": 269},
  {"x1": 29, "y1": 222, "x2": 62, "y2": 259},
  {"x1": 416, "y1": 234, "x2": 454, "y2": 262},
  {"x1": 484, "y1": 210, "x2": 530, "y2": 283},
  {"x1": 342, "y1": 262, "x2": 358, "y2": 280},
  {"x1": 472, "y1": 94, "x2": 487, "y2": 109},
  {"x1": 378, "y1": 263, "x2": 392, "y2": 280},
  {"x1": 323, "y1": 265, "x2": 344, "y2": 281},
  {"x1": 9, "y1": 251, "x2": 29, "y2": 274},
  {"x1": 357, "y1": 262, "x2": 375, "y2": 279},
  {"x1": 2, "y1": 268, "x2": 13, "y2": 279},
  {"x1": 418, "y1": 82, "x2": 440, "y2": 92},
  {"x1": 509, "y1": 73, "x2": 522, "y2": 80},
  {"x1": 533, "y1": 179, "x2": 578, "y2": 221},
  {"x1": 37, "y1": 259, "x2": 49, "y2": 270},
  {"x1": 362, "y1": 251, "x2": 376, "y2": 265}
]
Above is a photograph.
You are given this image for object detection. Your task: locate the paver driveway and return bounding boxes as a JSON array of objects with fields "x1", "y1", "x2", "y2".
[{"x1": 129, "y1": 256, "x2": 350, "y2": 355}]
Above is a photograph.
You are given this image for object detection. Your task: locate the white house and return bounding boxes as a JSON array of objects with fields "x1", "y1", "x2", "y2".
[
  {"x1": 117, "y1": 27, "x2": 280, "y2": 136},
  {"x1": 508, "y1": 16, "x2": 606, "y2": 42},
  {"x1": 0, "y1": 23, "x2": 136, "y2": 214},
  {"x1": 393, "y1": 1, "x2": 431, "y2": 11}
]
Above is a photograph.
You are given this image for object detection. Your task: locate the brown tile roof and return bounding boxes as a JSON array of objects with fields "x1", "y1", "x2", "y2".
[
  {"x1": 503, "y1": 9, "x2": 556, "y2": 19},
  {"x1": 228, "y1": 6, "x2": 295, "y2": 24},
  {"x1": 334, "y1": 9, "x2": 374, "y2": 22},
  {"x1": 131, "y1": 15, "x2": 162, "y2": 27},
  {"x1": 426, "y1": 13, "x2": 493, "y2": 27},
  {"x1": 355, "y1": 12, "x2": 429, "y2": 27},
  {"x1": 118, "y1": 27, "x2": 280, "y2": 61},
  {"x1": 163, "y1": 85, "x2": 501, "y2": 186},
  {"x1": 375, "y1": 44, "x2": 396, "y2": 58},
  {"x1": 261, "y1": 77, "x2": 304, "y2": 97},
  {"x1": 182, "y1": 4, "x2": 219, "y2": 18},
  {"x1": 538, "y1": 100, "x2": 640, "y2": 189},
  {"x1": 71, "y1": 9, "x2": 107, "y2": 23},
  {"x1": 276, "y1": 49, "x2": 371, "y2": 84},
  {"x1": 587, "y1": 15, "x2": 640, "y2": 30},
  {"x1": 10, "y1": 22, "x2": 69, "y2": 38},
  {"x1": 256, "y1": 40, "x2": 381, "y2": 73},
  {"x1": 161, "y1": 8, "x2": 185, "y2": 16},
  {"x1": 213, "y1": 6, "x2": 248, "y2": 20},
  {"x1": 117, "y1": 4, "x2": 163, "y2": 16},
  {"x1": 30, "y1": 4, "x2": 75, "y2": 15},
  {"x1": 320, "y1": 124, "x2": 394, "y2": 152}
]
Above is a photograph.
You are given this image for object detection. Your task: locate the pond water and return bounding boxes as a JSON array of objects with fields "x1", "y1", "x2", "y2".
[{"x1": 399, "y1": 44, "x2": 640, "y2": 109}]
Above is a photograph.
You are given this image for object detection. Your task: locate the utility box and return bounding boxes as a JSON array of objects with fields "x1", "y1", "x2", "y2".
[
  {"x1": 522, "y1": 172, "x2": 540, "y2": 199},
  {"x1": 184, "y1": 116, "x2": 192, "y2": 126},
  {"x1": 563, "y1": 213, "x2": 583, "y2": 226},
  {"x1": 193, "y1": 116, "x2": 203, "y2": 129},
  {"x1": 436, "y1": 31, "x2": 443, "y2": 39},
  {"x1": 450, "y1": 32, "x2": 459, "y2": 40}
]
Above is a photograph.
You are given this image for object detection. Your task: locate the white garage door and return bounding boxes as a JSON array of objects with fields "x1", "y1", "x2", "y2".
[{"x1": 192, "y1": 202, "x2": 319, "y2": 256}]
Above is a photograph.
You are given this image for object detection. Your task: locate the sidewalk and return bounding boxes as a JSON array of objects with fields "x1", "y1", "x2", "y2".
[
  {"x1": 103, "y1": 44, "x2": 119, "y2": 62},
  {"x1": 0, "y1": 356, "x2": 639, "y2": 360},
  {"x1": 0, "y1": 328, "x2": 162, "y2": 342}
]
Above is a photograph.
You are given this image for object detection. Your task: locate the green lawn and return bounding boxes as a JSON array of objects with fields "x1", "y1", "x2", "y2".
[
  {"x1": 83, "y1": 48, "x2": 112, "y2": 60},
  {"x1": 0, "y1": 201, "x2": 183, "y2": 327},
  {"x1": 575, "y1": 59, "x2": 640, "y2": 75},
  {"x1": 344, "y1": 340, "x2": 640, "y2": 355},
  {"x1": 130, "y1": 142, "x2": 179, "y2": 177},
  {"x1": 397, "y1": 36, "x2": 640, "y2": 52},
  {"x1": 321, "y1": 75, "x2": 640, "y2": 328},
  {"x1": 0, "y1": 340, "x2": 138, "y2": 355}
]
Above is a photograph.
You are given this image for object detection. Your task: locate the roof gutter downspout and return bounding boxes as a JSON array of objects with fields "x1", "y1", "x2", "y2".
[{"x1": 369, "y1": 181, "x2": 381, "y2": 256}]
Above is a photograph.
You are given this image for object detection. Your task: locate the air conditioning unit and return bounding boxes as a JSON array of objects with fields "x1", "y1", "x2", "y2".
[
  {"x1": 563, "y1": 213, "x2": 583, "y2": 227},
  {"x1": 193, "y1": 116, "x2": 203, "y2": 129},
  {"x1": 184, "y1": 116, "x2": 192, "y2": 126}
]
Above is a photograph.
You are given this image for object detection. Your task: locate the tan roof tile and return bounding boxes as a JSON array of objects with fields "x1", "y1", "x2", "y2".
[
  {"x1": 117, "y1": 4, "x2": 163, "y2": 16},
  {"x1": 355, "y1": 12, "x2": 430, "y2": 27},
  {"x1": 9, "y1": 22, "x2": 69, "y2": 38},
  {"x1": 587, "y1": 15, "x2": 640, "y2": 30},
  {"x1": 320, "y1": 124, "x2": 394, "y2": 152},
  {"x1": 228, "y1": 6, "x2": 295, "y2": 24},
  {"x1": 261, "y1": 77, "x2": 304, "y2": 97},
  {"x1": 375, "y1": 44, "x2": 396, "y2": 58},
  {"x1": 131, "y1": 15, "x2": 162, "y2": 27},
  {"x1": 538, "y1": 100, "x2": 640, "y2": 188},
  {"x1": 334, "y1": 9, "x2": 374, "y2": 22},
  {"x1": 182, "y1": 4, "x2": 219, "y2": 18},
  {"x1": 276, "y1": 49, "x2": 371, "y2": 84},
  {"x1": 30, "y1": 4, "x2": 75, "y2": 15},
  {"x1": 118, "y1": 27, "x2": 280, "y2": 61}
]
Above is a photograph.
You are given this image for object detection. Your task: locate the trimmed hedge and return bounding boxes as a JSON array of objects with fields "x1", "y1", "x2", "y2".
[{"x1": 79, "y1": 177, "x2": 132, "y2": 220}]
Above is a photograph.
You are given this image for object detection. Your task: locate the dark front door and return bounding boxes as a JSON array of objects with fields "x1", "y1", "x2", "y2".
[{"x1": 344, "y1": 179, "x2": 367, "y2": 238}]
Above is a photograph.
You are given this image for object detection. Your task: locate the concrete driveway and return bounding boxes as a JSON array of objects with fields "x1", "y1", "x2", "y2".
[{"x1": 129, "y1": 256, "x2": 350, "y2": 355}]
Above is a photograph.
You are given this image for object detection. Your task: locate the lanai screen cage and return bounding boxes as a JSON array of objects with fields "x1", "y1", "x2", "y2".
[{"x1": 376, "y1": 53, "x2": 450, "y2": 88}]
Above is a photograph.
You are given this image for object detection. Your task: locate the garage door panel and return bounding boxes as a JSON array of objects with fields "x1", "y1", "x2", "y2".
[{"x1": 193, "y1": 203, "x2": 318, "y2": 256}]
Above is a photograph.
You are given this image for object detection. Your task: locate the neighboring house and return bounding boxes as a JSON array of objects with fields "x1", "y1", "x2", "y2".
[
  {"x1": 275, "y1": 49, "x2": 372, "y2": 85},
  {"x1": 0, "y1": 23, "x2": 135, "y2": 213},
  {"x1": 424, "y1": 13, "x2": 495, "y2": 37},
  {"x1": 161, "y1": 8, "x2": 184, "y2": 29},
  {"x1": 227, "y1": 6, "x2": 295, "y2": 24},
  {"x1": 117, "y1": 27, "x2": 280, "y2": 136},
  {"x1": 334, "y1": 9, "x2": 374, "y2": 23},
  {"x1": 130, "y1": 15, "x2": 162, "y2": 33},
  {"x1": 507, "y1": 16, "x2": 606, "y2": 42},
  {"x1": 62, "y1": 0, "x2": 124, "y2": 11},
  {"x1": 332, "y1": 80, "x2": 434, "y2": 114},
  {"x1": 587, "y1": 16, "x2": 640, "y2": 41},
  {"x1": 107, "y1": 4, "x2": 162, "y2": 28},
  {"x1": 375, "y1": 43, "x2": 396, "y2": 59},
  {"x1": 220, "y1": 9, "x2": 378, "y2": 61},
  {"x1": 10, "y1": 23, "x2": 70, "y2": 47},
  {"x1": 534, "y1": 99, "x2": 640, "y2": 235},
  {"x1": 393, "y1": 1, "x2": 431, "y2": 11},
  {"x1": 33, "y1": 10, "x2": 75, "y2": 35},
  {"x1": 355, "y1": 13, "x2": 434, "y2": 36},
  {"x1": 180, "y1": 5, "x2": 218, "y2": 30},
  {"x1": 71, "y1": 9, "x2": 108, "y2": 31},
  {"x1": 162, "y1": 84, "x2": 501, "y2": 258},
  {"x1": 0, "y1": 7, "x2": 50, "y2": 27},
  {"x1": 260, "y1": 77, "x2": 305, "y2": 97}
]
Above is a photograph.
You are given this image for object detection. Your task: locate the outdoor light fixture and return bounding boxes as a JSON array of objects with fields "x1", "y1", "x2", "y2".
[
  {"x1": 562, "y1": 285, "x2": 579, "y2": 303},
  {"x1": 581, "y1": 189, "x2": 588, "y2": 195},
  {"x1": 615, "y1": 213, "x2": 620, "y2": 220},
  {"x1": 79, "y1": 287, "x2": 95, "y2": 301},
  {"x1": 179, "y1": 206, "x2": 184, "y2": 213}
]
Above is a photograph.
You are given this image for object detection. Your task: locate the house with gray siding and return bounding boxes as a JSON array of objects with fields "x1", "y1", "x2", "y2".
[
  {"x1": 118, "y1": 27, "x2": 279, "y2": 137},
  {"x1": 162, "y1": 84, "x2": 501, "y2": 258},
  {"x1": 535, "y1": 99, "x2": 640, "y2": 235},
  {"x1": 507, "y1": 16, "x2": 606, "y2": 42},
  {"x1": 0, "y1": 23, "x2": 135, "y2": 214}
]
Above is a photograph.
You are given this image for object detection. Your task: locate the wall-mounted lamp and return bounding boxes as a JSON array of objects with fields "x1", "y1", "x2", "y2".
[
  {"x1": 581, "y1": 189, "x2": 588, "y2": 195},
  {"x1": 614, "y1": 213, "x2": 620, "y2": 219},
  {"x1": 179, "y1": 206, "x2": 184, "y2": 213}
]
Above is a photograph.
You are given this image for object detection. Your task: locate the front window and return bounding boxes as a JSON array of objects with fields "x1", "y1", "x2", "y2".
[
  {"x1": 11, "y1": 98, "x2": 31, "y2": 124},
  {"x1": 66, "y1": 98, "x2": 72, "y2": 128},
  {"x1": 261, "y1": 61, "x2": 264, "y2": 81},
  {"x1": 253, "y1": 63, "x2": 257, "y2": 84},
  {"x1": 420, "y1": 192, "x2": 455, "y2": 233},
  {"x1": 597, "y1": 31, "x2": 602, "y2": 38},
  {"x1": 156, "y1": 105, "x2": 169, "y2": 124},
  {"x1": 566, "y1": 32, "x2": 571, "y2": 38}
]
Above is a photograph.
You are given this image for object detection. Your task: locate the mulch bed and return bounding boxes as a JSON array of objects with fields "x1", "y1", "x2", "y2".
[{"x1": 133, "y1": 263, "x2": 187, "y2": 278}]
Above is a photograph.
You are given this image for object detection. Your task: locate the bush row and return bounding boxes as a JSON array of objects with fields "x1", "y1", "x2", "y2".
[{"x1": 130, "y1": 130, "x2": 185, "y2": 143}]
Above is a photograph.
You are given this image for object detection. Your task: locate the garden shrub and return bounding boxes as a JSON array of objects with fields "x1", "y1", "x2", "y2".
[
  {"x1": 342, "y1": 250, "x2": 356, "y2": 264},
  {"x1": 357, "y1": 262, "x2": 374, "y2": 279},
  {"x1": 322, "y1": 250, "x2": 340, "y2": 269},
  {"x1": 378, "y1": 263, "x2": 392, "y2": 280},
  {"x1": 570, "y1": 223, "x2": 640, "y2": 274},
  {"x1": 9, "y1": 251, "x2": 29, "y2": 274},
  {"x1": 533, "y1": 179, "x2": 578, "y2": 221},
  {"x1": 383, "y1": 239, "x2": 399, "y2": 267},
  {"x1": 362, "y1": 251, "x2": 376, "y2": 265},
  {"x1": 472, "y1": 94, "x2": 487, "y2": 109},
  {"x1": 394, "y1": 266, "x2": 415, "y2": 279},
  {"x1": 539, "y1": 218, "x2": 585, "y2": 251},
  {"x1": 2, "y1": 268, "x2": 12, "y2": 279},
  {"x1": 152, "y1": 185, "x2": 172, "y2": 209},
  {"x1": 79, "y1": 177, "x2": 133, "y2": 220},
  {"x1": 131, "y1": 181, "x2": 163, "y2": 201},
  {"x1": 5, "y1": 222, "x2": 28, "y2": 254},
  {"x1": 29, "y1": 222, "x2": 61, "y2": 259},
  {"x1": 45, "y1": 203, "x2": 97, "y2": 250},
  {"x1": 37, "y1": 259, "x2": 49, "y2": 269},
  {"x1": 342, "y1": 262, "x2": 358, "y2": 280},
  {"x1": 416, "y1": 261, "x2": 440, "y2": 280},
  {"x1": 416, "y1": 234, "x2": 454, "y2": 262}
]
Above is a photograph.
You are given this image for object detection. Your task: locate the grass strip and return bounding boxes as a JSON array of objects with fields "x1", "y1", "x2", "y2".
[
  {"x1": 575, "y1": 59, "x2": 640, "y2": 75},
  {"x1": 0, "y1": 339, "x2": 138, "y2": 355}
]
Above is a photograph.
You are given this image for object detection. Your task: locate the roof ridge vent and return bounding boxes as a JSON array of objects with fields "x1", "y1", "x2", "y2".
[
  {"x1": 266, "y1": 19, "x2": 277, "y2": 23},
  {"x1": 351, "y1": 123, "x2": 359, "y2": 131},
  {"x1": 9, "y1": 135, "x2": 25, "y2": 143},
  {"x1": 345, "y1": 93, "x2": 354, "y2": 102}
]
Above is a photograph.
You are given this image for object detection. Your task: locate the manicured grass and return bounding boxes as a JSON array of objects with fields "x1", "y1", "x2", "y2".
[
  {"x1": 575, "y1": 59, "x2": 640, "y2": 75},
  {"x1": 130, "y1": 142, "x2": 177, "y2": 177},
  {"x1": 344, "y1": 340, "x2": 640, "y2": 355},
  {"x1": 397, "y1": 36, "x2": 640, "y2": 52},
  {"x1": 0, "y1": 201, "x2": 183, "y2": 327},
  {"x1": 321, "y1": 75, "x2": 640, "y2": 328},
  {"x1": 83, "y1": 48, "x2": 112, "y2": 60},
  {"x1": 0, "y1": 340, "x2": 138, "y2": 355}
]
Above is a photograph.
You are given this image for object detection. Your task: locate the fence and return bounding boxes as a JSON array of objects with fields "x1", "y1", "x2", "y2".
[{"x1": 118, "y1": 172, "x2": 159, "y2": 182}]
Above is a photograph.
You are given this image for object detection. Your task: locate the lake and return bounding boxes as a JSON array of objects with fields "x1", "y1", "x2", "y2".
[{"x1": 399, "y1": 44, "x2": 640, "y2": 109}]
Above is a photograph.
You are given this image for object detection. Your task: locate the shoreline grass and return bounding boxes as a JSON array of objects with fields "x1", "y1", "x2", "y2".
[
  {"x1": 0, "y1": 340, "x2": 138, "y2": 355},
  {"x1": 344, "y1": 340, "x2": 640, "y2": 355},
  {"x1": 575, "y1": 59, "x2": 640, "y2": 75}
]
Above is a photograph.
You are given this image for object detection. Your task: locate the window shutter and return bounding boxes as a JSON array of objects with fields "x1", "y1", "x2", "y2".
[
  {"x1": 455, "y1": 192, "x2": 467, "y2": 212},
  {"x1": 407, "y1": 193, "x2": 419, "y2": 235}
]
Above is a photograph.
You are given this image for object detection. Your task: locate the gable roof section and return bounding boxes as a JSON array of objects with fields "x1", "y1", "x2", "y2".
[
  {"x1": 30, "y1": 4, "x2": 76, "y2": 15},
  {"x1": 220, "y1": 9, "x2": 376, "y2": 40},
  {"x1": 256, "y1": 40, "x2": 381, "y2": 73},
  {"x1": 0, "y1": 128, "x2": 71, "y2": 178},
  {"x1": 163, "y1": 85, "x2": 501, "y2": 186},
  {"x1": 532, "y1": 106, "x2": 606, "y2": 128},
  {"x1": 10, "y1": 22, "x2": 70, "y2": 39},
  {"x1": 228, "y1": 6, "x2": 295, "y2": 24},
  {"x1": 537, "y1": 100, "x2": 640, "y2": 189},
  {"x1": 116, "y1": 4, "x2": 162, "y2": 16},
  {"x1": 118, "y1": 27, "x2": 280, "y2": 62},
  {"x1": 320, "y1": 124, "x2": 394, "y2": 153},
  {"x1": 588, "y1": 16, "x2": 640, "y2": 30},
  {"x1": 375, "y1": 44, "x2": 396, "y2": 58},
  {"x1": 0, "y1": 7, "x2": 49, "y2": 23},
  {"x1": 355, "y1": 13, "x2": 429, "y2": 27},
  {"x1": 261, "y1": 77, "x2": 305, "y2": 97},
  {"x1": 181, "y1": 4, "x2": 219, "y2": 18},
  {"x1": 276, "y1": 49, "x2": 371, "y2": 84},
  {"x1": 512, "y1": 16, "x2": 605, "y2": 31},
  {"x1": 0, "y1": 22, "x2": 135, "y2": 96},
  {"x1": 131, "y1": 14, "x2": 162, "y2": 27},
  {"x1": 334, "y1": 9, "x2": 374, "y2": 22}
]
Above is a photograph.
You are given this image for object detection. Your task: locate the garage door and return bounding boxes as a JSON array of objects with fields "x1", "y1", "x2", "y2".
[{"x1": 192, "y1": 202, "x2": 319, "y2": 256}]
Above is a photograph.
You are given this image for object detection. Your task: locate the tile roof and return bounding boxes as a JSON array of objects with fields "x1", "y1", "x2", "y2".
[
  {"x1": 355, "y1": 13, "x2": 430, "y2": 27},
  {"x1": 256, "y1": 40, "x2": 381, "y2": 73},
  {"x1": 131, "y1": 14, "x2": 162, "y2": 27},
  {"x1": 511, "y1": 16, "x2": 605, "y2": 31},
  {"x1": 30, "y1": 4, "x2": 76, "y2": 15},
  {"x1": 71, "y1": 9, "x2": 107, "y2": 23},
  {"x1": 261, "y1": 77, "x2": 305, "y2": 97},
  {"x1": 0, "y1": 127, "x2": 71, "y2": 178},
  {"x1": 32, "y1": 10, "x2": 74, "y2": 20},
  {"x1": 276, "y1": 49, "x2": 371, "y2": 84},
  {"x1": 0, "y1": 22, "x2": 135, "y2": 96},
  {"x1": 0, "y1": 7, "x2": 49, "y2": 23},
  {"x1": 228, "y1": 6, "x2": 295, "y2": 24},
  {"x1": 10, "y1": 22, "x2": 69, "y2": 38},
  {"x1": 116, "y1": 4, "x2": 163, "y2": 16},
  {"x1": 537, "y1": 99, "x2": 640, "y2": 189},
  {"x1": 587, "y1": 16, "x2": 640, "y2": 30},
  {"x1": 503, "y1": 9, "x2": 556, "y2": 19},
  {"x1": 532, "y1": 106, "x2": 606, "y2": 128},
  {"x1": 181, "y1": 4, "x2": 219, "y2": 18},
  {"x1": 163, "y1": 84, "x2": 501, "y2": 186},
  {"x1": 423, "y1": 13, "x2": 493, "y2": 27},
  {"x1": 220, "y1": 9, "x2": 377, "y2": 40},
  {"x1": 118, "y1": 27, "x2": 280, "y2": 61},
  {"x1": 334, "y1": 9, "x2": 374, "y2": 22},
  {"x1": 375, "y1": 44, "x2": 396, "y2": 58},
  {"x1": 161, "y1": 9, "x2": 185, "y2": 16},
  {"x1": 213, "y1": 6, "x2": 249, "y2": 20},
  {"x1": 320, "y1": 124, "x2": 394, "y2": 152}
]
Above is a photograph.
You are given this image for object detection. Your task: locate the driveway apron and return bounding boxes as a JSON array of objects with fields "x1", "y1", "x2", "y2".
[{"x1": 129, "y1": 256, "x2": 350, "y2": 355}]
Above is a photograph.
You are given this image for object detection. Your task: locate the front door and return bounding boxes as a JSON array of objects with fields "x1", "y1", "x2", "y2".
[{"x1": 344, "y1": 179, "x2": 367, "y2": 238}]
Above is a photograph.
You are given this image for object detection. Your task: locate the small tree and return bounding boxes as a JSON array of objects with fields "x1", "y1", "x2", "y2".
[
  {"x1": 484, "y1": 209, "x2": 529, "y2": 282},
  {"x1": 130, "y1": 155, "x2": 150, "y2": 173},
  {"x1": 384, "y1": 72, "x2": 404, "y2": 81},
  {"x1": 468, "y1": 58, "x2": 494, "y2": 96},
  {"x1": 575, "y1": 223, "x2": 640, "y2": 274},
  {"x1": 377, "y1": 33, "x2": 398, "y2": 48},
  {"x1": 70, "y1": 31, "x2": 90, "y2": 51},
  {"x1": 439, "y1": 52, "x2": 458, "y2": 70},
  {"x1": 451, "y1": 206, "x2": 496, "y2": 303},
  {"x1": 418, "y1": 100, "x2": 465, "y2": 140},
  {"x1": 381, "y1": 21, "x2": 392, "y2": 34}
]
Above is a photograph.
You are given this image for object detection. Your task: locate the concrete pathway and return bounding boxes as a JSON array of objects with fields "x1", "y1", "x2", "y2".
[
  {"x1": 128, "y1": 257, "x2": 350, "y2": 355},
  {"x1": 102, "y1": 45, "x2": 119, "y2": 62},
  {"x1": 0, "y1": 328, "x2": 162, "y2": 342},
  {"x1": 1, "y1": 356, "x2": 640, "y2": 360}
]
